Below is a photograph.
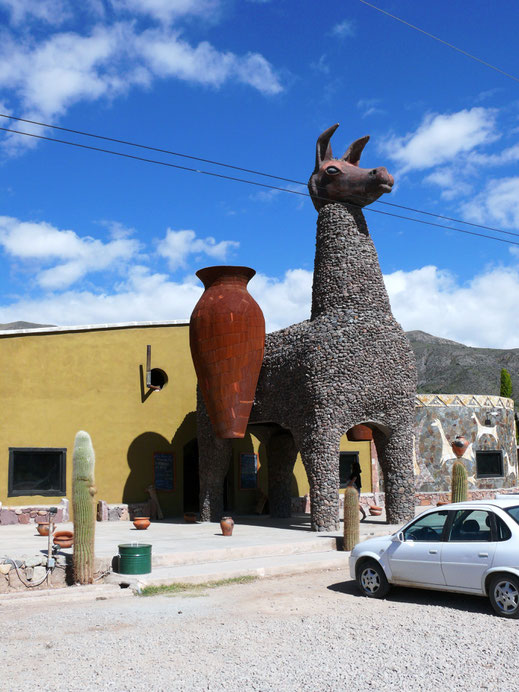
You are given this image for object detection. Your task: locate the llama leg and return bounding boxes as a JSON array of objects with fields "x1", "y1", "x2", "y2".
[
  {"x1": 373, "y1": 426, "x2": 415, "y2": 524},
  {"x1": 300, "y1": 433, "x2": 341, "y2": 532},
  {"x1": 197, "y1": 389, "x2": 232, "y2": 522},
  {"x1": 267, "y1": 429, "x2": 297, "y2": 518}
]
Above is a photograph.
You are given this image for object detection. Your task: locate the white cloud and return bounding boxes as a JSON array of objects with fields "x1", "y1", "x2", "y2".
[
  {"x1": 384, "y1": 264, "x2": 519, "y2": 348},
  {"x1": 460, "y1": 177, "x2": 519, "y2": 230},
  {"x1": 249, "y1": 269, "x2": 312, "y2": 332},
  {"x1": 0, "y1": 216, "x2": 140, "y2": 289},
  {"x1": 331, "y1": 20, "x2": 355, "y2": 38},
  {"x1": 157, "y1": 228, "x2": 239, "y2": 270},
  {"x1": 111, "y1": 0, "x2": 220, "y2": 24},
  {"x1": 423, "y1": 168, "x2": 473, "y2": 200},
  {"x1": 384, "y1": 108, "x2": 498, "y2": 173},
  {"x1": 0, "y1": 0, "x2": 71, "y2": 25}
]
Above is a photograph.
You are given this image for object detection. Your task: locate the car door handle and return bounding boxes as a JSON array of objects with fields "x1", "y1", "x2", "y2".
[
  {"x1": 429, "y1": 549, "x2": 438, "y2": 554},
  {"x1": 479, "y1": 553, "x2": 489, "y2": 558}
]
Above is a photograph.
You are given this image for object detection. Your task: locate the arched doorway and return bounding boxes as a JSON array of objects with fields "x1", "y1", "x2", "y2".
[{"x1": 183, "y1": 438, "x2": 200, "y2": 512}]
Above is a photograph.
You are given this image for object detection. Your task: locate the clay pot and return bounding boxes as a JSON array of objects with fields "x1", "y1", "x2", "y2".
[
  {"x1": 133, "y1": 517, "x2": 151, "y2": 530},
  {"x1": 369, "y1": 506, "x2": 383, "y2": 516},
  {"x1": 220, "y1": 516, "x2": 234, "y2": 536},
  {"x1": 347, "y1": 424, "x2": 373, "y2": 442},
  {"x1": 189, "y1": 266, "x2": 265, "y2": 439},
  {"x1": 53, "y1": 530, "x2": 74, "y2": 549},
  {"x1": 184, "y1": 512, "x2": 197, "y2": 523},
  {"x1": 451, "y1": 435, "x2": 469, "y2": 458},
  {"x1": 437, "y1": 501, "x2": 450, "y2": 506},
  {"x1": 36, "y1": 522, "x2": 51, "y2": 536}
]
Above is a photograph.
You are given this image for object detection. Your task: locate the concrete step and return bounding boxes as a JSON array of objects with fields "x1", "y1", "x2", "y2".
[
  {"x1": 150, "y1": 536, "x2": 340, "y2": 568},
  {"x1": 0, "y1": 582, "x2": 133, "y2": 607},
  {"x1": 107, "y1": 549, "x2": 351, "y2": 589}
]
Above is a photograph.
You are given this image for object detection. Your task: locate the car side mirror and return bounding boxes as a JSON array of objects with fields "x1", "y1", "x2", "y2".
[{"x1": 391, "y1": 532, "x2": 404, "y2": 543}]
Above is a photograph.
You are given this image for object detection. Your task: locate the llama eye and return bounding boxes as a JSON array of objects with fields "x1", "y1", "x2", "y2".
[{"x1": 324, "y1": 166, "x2": 340, "y2": 175}]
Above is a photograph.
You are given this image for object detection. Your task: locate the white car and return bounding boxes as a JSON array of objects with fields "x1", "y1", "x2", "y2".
[{"x1": 349, "y1": 498, "x2": 519, "y2": 618}]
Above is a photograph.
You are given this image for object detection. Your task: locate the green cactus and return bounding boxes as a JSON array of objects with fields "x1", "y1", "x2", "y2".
[
  {"x1": 343, "y1": 486, "x2": 360, "y2": 551},
  {"x1": 72, "y1": 431, "x2": 97, "y2": 584},
  {"x1": 451, "y1": 460, "x2": 468, "y2": 504}
]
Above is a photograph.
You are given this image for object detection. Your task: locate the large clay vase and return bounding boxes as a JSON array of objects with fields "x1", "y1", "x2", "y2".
[
  {"x1": 347, "y1": 424, "x2": 373, "y2": 442},
  {"x1": 451, "y1": 435, "x2": 469, "y2": 458},
  {"x1": 190, "y1": 266, "x2": 265, "y2": 439}
]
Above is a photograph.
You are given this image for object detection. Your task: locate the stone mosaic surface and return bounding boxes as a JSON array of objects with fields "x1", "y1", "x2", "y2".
[{"x1": 414, "y1": 394, "x2": 518, "y2": 492}]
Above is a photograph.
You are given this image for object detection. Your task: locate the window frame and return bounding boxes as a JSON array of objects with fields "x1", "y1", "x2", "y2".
[
  {"x1": 475, "y1": 449, "x2": 504, "y2": 479},
  {"x1": 8, "y1": 447, "x2": 67, "y2": 497}
]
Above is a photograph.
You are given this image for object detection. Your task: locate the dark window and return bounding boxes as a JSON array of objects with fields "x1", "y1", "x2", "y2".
[
  {"x1": 476, "y1": 450, "x2": 504, "y2": 478},
  {"x1": 8, "y1": 448, "x2": 66, "y2": 497},
  {"x1": 448, "y1": 509, "x2": 492, "y2": 542},
  {"x1": 339, "y1": 452, "x2": 359, "y2": 489},
  {"x1": 505, "y1": 506, "x2": 519, "y2": 526},
  {"x1": 494, "y1": 514, "x2": 512, "y2": 541},
  {"x1": 403, "y1": 510, "x2": 449, "y2": 542}
]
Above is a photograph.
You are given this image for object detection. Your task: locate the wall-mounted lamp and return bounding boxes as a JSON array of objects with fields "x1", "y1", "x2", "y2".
[{"x1": 146, "y1": 345, "x2": 168, "y2": 392}]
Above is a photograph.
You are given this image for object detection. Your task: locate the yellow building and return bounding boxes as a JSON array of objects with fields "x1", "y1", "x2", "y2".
[{"x1": 0, "y1": 322, "x2": 372, "y2": 521}]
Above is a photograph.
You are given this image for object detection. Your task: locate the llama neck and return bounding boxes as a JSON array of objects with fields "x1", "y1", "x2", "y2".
[{"x1": 310, "y1": 203, "x2": 393, "y2": 320}]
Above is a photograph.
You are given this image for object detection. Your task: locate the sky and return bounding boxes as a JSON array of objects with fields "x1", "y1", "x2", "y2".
[{"x1": 1, "y1": 0, "x2": 519, "y2": 348}]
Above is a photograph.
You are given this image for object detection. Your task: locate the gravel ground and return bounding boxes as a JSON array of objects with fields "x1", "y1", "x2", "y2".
[{"x1": 1, "y1": 568, "x2": 516, "y2": 692}]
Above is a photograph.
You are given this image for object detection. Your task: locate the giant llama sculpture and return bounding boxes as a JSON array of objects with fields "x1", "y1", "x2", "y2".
[{"x1": 197, "y1": 124, "x2": 417, "y2": 530}]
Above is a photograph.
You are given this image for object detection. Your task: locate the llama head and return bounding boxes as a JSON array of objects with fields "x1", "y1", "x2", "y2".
[{"x1": 308, "y1": 123, "x2": 394, "y2": 211}]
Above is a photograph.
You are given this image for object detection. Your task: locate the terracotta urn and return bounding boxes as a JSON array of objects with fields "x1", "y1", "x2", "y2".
[
  {"x1": 36, "y1": 522, "x2": 51, "y2": 536},
  {"x1": 451, "y1": 435, "x2": 469, "y2": 458},
  {"x1": 184, "y1": 512, "x2": 197, "y2": 523},
  {"x1": 189, "y1": 266, "x2": 265, "y2": 439},
  {"x1": 220, "y1": 516, "x2": 234, "y2": 536},
  {"x1": 133, "y1": 517, "x2": 151, "y2": 530},
  {"x1": 347, "y1": 424, "x2": 373, "y2": 442},
  {"x1": 53, "y1": 530, "x2": 74, "y2": 549},
  {"x1": 369, "y1": 505, "x2": 383, "y2": 516}
]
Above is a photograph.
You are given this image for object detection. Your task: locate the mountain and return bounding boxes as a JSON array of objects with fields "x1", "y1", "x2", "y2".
[
  {"x1": 406, "y1": 330, "x2": 519, "y2": 398},
  {"x1": 0, "y1": 321, "x2": 55, "y2": 330}
]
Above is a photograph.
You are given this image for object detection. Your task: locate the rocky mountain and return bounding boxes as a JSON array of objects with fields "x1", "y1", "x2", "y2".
[
  {"x1": 406, "y1": 330, "x2": 519, "y2": 398},
  {"x1": 0, "y1": 321, "x2": 55, "y2": 330}
]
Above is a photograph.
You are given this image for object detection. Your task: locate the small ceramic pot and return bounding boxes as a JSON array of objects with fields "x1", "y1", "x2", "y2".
[
  {"x1": 369, "y1": 506, "x2": 383, "y2": 516},
  {"x1": 53, "y1": 530, "x2": 74, "y2": 549},
  {"x1": 133, "y1": 517, "x2": 151, "y2": 530},
  {"x1": 36, "y1": 522, "x2": 51, "y2": 536},
  {"x1": 220, "y1": 516, "x2": 234, "y2": 536},
  {"x1": 184, "y1": 512, "x2": 197, "y2": 523},
  {"x1": 451, "y1": 435, "x2": 469, "y2": 458}
]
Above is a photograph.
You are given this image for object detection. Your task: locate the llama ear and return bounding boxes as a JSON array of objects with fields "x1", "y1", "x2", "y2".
[
  {"x1": 313, "y1": 123, "x2": 339, "y2": 173},
  {"x1": 342, "y1": 135, "x2": 370, "y2": 166}
]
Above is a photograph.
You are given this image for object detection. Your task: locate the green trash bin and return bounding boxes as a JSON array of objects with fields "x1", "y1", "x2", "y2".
[{"x1": 118, "y1": 543, "x2": 152, "y2": 575}]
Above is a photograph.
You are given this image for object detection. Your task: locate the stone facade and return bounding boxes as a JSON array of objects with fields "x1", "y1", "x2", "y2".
[
  {"x1": 414, "y1": 394, "x2": 518, "y2": 492},
  {"x1": 0, "y1": 498, "x2": 69, "y2": 525}
]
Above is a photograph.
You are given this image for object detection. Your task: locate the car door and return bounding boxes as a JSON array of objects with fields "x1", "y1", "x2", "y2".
[
  {"x1": 387, "y1": 510, "x2": 449, "y2": 586},
  {"x1": 440, "y1": 509, "x2": 497, "y2": 592}
]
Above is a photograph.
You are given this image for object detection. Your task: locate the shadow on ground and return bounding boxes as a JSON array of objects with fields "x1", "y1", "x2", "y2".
[{"x1": 327, "y1": 579, "x2": 494, "y2": 616}]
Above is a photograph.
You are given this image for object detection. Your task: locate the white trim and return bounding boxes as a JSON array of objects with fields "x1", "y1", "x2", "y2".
[{"x1": 0, "y1": 320, "x2": 190, "y2": 337}]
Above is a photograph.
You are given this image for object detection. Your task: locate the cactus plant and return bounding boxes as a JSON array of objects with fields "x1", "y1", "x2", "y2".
[
  {"x1": 72, "y1": 431, "x2": 97, "y2": 584},
  {"x1": 343, "y1": 486, "x2": 360, "y2": 551},
  {"x1": 451, "y1": 460, "x2": 468, "y2": 504}
]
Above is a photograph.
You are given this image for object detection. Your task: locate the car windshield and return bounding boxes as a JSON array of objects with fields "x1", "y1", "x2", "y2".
[{"x1": 504, "y1": 505, "x2": 519, "y2": 525}]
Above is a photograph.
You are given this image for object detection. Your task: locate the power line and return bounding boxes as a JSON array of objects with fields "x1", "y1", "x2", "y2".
[
  {"x1": 0, "y1": 112, "x2": 517, "y2": 239},
  {"x1": 3, "y1": 125, "x2": 519, "y2": 249},
  {"x1": 358, "y1": 0, "x2": 519, "y2": 84}
]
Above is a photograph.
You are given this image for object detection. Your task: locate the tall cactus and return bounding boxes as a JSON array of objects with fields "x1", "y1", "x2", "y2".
[
  {"x1": 72, "y1": 431, "x2": 97, "y2": 584},
  {"x1": 343, "y1": 486, "x2": 360, "y2": 551},
  {"x1": 451, "y1": 460, "x2": 468, "y2": 504}
]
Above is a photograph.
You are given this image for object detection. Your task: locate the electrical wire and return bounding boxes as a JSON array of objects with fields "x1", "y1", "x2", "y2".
[
  {"x1": 2, "y1": 125, "x2": 519, "y2": 248},
  {"x1": 358, "y1": 0, "x2": 519, "y2": 84},
  {"x1": 0, "y1": 112, "x2": 516, "y2": 238}
]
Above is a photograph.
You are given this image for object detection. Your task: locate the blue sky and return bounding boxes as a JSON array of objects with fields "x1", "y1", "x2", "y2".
[{"x1": 1, "y1": 0, "x2": 519, "y2": 347}]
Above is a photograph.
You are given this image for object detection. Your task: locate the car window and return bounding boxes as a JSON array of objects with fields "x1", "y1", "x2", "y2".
[
  {"x1": 494, "y1": 514, "x2": 512, "y2": 541},
  {"x1": 448, "y1": 509, "x2": 492, "y2": 542},
  {"x1": 504, "y1": 505, "x2": 519, "y2": 526},
  {"x1": 403, "y1": 510, "x2": 448, "y2": 542}
]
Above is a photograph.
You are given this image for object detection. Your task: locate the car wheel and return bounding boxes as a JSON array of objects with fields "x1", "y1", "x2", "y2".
[
  {"x1": 356, "y1": 559, "x2": 390, "y2": 599},
  {"x1": 489, "y1": 574, "x2": 519, "y2": 618}
]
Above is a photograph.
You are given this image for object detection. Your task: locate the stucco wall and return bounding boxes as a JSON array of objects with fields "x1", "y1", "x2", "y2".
[{"x1": 415, "y1": 394, "x2": 518, "y2": 492}]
